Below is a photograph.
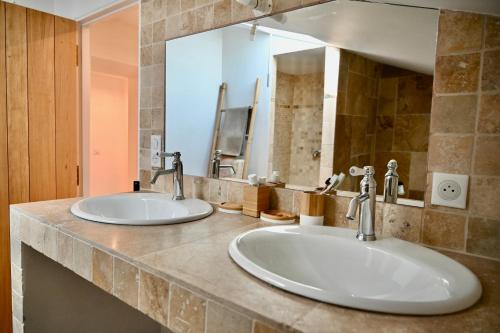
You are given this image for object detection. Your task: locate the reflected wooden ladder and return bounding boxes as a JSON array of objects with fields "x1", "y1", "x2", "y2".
[{"x1": 208, "y1": 78, "x2": 260, "y2": 178}]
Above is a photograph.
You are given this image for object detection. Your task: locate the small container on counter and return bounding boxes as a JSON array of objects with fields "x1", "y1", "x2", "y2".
[
  {"x1": 217, "y1": 202, "x2": 243, "y2": 215},
  {"x1": 242, "y1": 184, "x2": 270, "y2": 217},
  {"x1": 299, "y1": 191, "x2": 325, "y2": 226}
]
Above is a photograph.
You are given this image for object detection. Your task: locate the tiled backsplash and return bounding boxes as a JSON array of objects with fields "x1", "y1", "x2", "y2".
[{"x1": 139, "y1": 1, "x2": 500, "y2": 260}]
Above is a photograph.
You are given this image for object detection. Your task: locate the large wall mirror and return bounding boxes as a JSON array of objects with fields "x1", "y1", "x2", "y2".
[{"x1": 164, "y1": 1, "x2": 439, "y2": 205}]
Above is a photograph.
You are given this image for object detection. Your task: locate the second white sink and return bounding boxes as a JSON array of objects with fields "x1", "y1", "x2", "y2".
[
  {"x1": 229, "y1": 225, "x2": 482, "y2": 315},
  {"x1": 71, "y1": 192, "x2": 213, "y2": 225}
]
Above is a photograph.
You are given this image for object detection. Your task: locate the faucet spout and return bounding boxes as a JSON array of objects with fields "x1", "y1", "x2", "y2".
[
  {"x1": 150, "y1": 169, "x2": 174, "y2": 185},
  {"x1": 150, "y1": 152, "x2": 185, "y2": 200}
]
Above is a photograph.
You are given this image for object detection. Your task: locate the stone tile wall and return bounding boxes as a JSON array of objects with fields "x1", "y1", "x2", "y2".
[
  {"x1": 423, "y1": 11, "x2": 500, "y2": 258},
  {"x1": 334, "y1": 50, "x2": 381, "y2": 192},
  {"x1": 375, "y1": 66, "x2": 433, "y2": 200},
  {"x1": 139, "y1": 1, "x2": 500, "y2": 261},
  {"x1": 271, "y1": 71, "x2": 324, "y2": 187}
]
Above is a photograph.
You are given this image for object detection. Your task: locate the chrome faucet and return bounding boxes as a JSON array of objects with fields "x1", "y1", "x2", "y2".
[
  {"x1": 211, "y1": 150, "x2": 236, "y2": 179},
  {"x1": 151, "y1": 152, "x2": 185, "y2": 200},
  {"x1": 384, "y1": 159, "x2": 399, "y2": 203},
  {"x1": 346, "y1": 166, "x2": 377, "y2": 241}
]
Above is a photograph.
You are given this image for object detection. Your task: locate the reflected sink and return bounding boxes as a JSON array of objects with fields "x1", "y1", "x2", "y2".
[
  {"x1": 71, "y1": 193, "x2": 213, "y2": 225},
  {"x1": 229, "y1": 225, "x2": 482, "y2": 315}
]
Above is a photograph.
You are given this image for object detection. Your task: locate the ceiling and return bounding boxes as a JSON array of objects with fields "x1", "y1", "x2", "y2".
[
  {"x1": 276, "y1": 48, "x2": 326, "y2": 75},
  {"x1": 262, "y1": 1, "x2": 439, "y2": 74},
  {"x1": 3, "y1": 0, "x2": 499, "y2": 21}
]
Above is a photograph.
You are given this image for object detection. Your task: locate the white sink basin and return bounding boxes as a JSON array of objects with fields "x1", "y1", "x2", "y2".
[
  {"x1": 71, "y1": 193, "x2": 213, "y2": 225},
  {"x1": 229, "y1": 225, "x2": 482, "y2": 315}
]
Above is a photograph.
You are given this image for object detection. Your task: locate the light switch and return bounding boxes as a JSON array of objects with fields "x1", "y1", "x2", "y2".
[
  {"x1": 431, "y1": 172, "x2": 468, "y2": 209},
  {"x1": 151, "y1": 135, "x2": 162, "y2": 168}
]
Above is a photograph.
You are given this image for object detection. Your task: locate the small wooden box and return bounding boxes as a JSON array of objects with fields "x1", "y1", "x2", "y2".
[{"x1": 243, "y1": 185, "x2": 271, "y2": 217}]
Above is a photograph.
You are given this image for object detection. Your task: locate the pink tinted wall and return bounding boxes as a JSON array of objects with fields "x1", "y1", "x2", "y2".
[
  {"x1": 84, "y1": 4, "x2": 139, "y2": 196},
  {"x1": 89, "y1": 73, "x2": 130, "y2": 195}
]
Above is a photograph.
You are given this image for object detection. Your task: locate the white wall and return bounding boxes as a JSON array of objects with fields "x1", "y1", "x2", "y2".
[
  {"x1": 165, "y1": 30, "x2": 223, "y2": 177},
  {"x1": 221, "y1": 26, "x2": 271, "y2": 177}
]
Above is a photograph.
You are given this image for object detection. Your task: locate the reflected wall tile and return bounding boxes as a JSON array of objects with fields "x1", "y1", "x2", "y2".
[
  {"x1": 382, "y1": 204, "x2": 422, "y2": 242},
  {"x1": 392, "y1": 115, "x2": 430, "y2": 152}
]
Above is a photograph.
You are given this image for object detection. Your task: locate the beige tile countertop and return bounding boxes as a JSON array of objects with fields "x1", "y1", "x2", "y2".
[{"x1": 9, "y1": 198, "x2": 500, "y2": 333}]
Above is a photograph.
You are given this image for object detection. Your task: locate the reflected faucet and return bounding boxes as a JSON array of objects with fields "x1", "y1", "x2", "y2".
[
  {"x1": 211, "y1": 150, "x2": 236, "y2": 179},
  {"x1": 151, "y1": 152, "x2": 185, "y2": 200},
  {"x1": 346, "y1": 166, "x2": 377, "y2": 241}
]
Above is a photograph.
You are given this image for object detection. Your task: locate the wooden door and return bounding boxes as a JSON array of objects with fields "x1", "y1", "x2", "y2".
[{"x1": 0, "y1": 4, "x2": 79, "y2": 332}]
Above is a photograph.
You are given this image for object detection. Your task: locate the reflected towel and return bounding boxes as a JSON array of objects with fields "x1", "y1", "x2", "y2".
[{"x1": 217, "y1": 107, "x2": 250, "y2": 157}]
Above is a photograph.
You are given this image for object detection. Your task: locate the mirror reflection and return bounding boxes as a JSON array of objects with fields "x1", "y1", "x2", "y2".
[{"x1": 165, "y1": 1, "x2": 438, "y2": 203}]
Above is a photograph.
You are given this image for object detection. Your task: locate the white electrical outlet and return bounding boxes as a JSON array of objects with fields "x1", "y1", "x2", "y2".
[
  {"x1": 151, "y1": 135, "x2": 162, "y2": 168},
  {"x1": 431, "y1": 172, "x2": 468, "y2": 209}
]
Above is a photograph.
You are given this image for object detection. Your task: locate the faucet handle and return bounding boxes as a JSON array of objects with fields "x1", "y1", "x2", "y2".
[
  {"x1": 160, "y1": 152, "x2": 181, "y2": 159},
  {"x1": 349, "y1": 166, "x2": 374, "y2": 177},
  {"x1": 349, "y1": 166, "x2": 365, "y2": 177}
]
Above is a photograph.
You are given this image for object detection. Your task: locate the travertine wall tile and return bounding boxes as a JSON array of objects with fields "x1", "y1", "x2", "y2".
[
  {"x1": 430, "y1": 95, "x2": 477, "y2": 134},
  {"x1": 469, "y1": 177, "x2": 500, "y2": 219},
  {"x1": 92, "y1": 248, "x2": 114, "y2": 293},
  {"x1": 482, "y1": 50, "x2": 500, "y2": 91},
  {"x1": 11, "y1": 291, "x2": 22, "y2": 322},
  {"x1": 270, "y1": 187, "x2": 294, "y2": 212},
  {"x1": 478, "y1": 93, "x2": 500, "y2": 134},
  {"x1": 43, "y1": 226, "x2": 58, "y2": 261},
  {"x1": 422, "y1": 210, "x2": 466, "y2": 250},
  {"x1": 56, "y1": 231, "x2": 73, "y2": 269},
  {"x1": 10, "y1": 239, "x2": 21, "y2": 267},
  {"x1": 437, "y1": 11, "x2": 483, "y2": 54},
  {"x1": 139, "y1": 269, "x2": 169, "y2": 326},
  {"x1": 434, "y1": 53, "x2": 480, "y2": 93},
  {"x1": 428, "y1": 135, "x2": 474, "y2": 174},
  {"x1": 168, "y1": 284, "x2": 206, "y2": 333},
  {"x1": 73, "y1": 239, "x2": 93, "y2": 281},
  {"x1": 485, "y1": 16, "x2": 500, "y2": 48},
  {"x1": 473, "y1": 136, "x2": 500, "y2": 175},
  {"x1": 10, "y1": 265, "x2": 22, "y2": 296},
  {"x1": 467, "y1": 217, "x2": 500, "y2": 259},
  {"x1": 253, "y1": 321, "x2": 285, "y2": 333},
  {"x1": 12, "y1": 317, "x2": 23, "y2": 333},
  {"x1": 206, "y1": 301, "x2": 252, "y2": 333},
  {"x1": 114, "y1": 257, "x2": 139, "y2": 307}
]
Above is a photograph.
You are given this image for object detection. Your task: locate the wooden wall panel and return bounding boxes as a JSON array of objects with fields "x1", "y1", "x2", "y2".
[
  {"x1": 27, "y1": 10, "x2": 56, "y2": 202},
  {"x1": 5, "y1": 4, "x2": 29, "y2": 205},
  {"x1": 0, "y1": 4, "x2": 12, "y2": 333},
  {"x1": 55, "y1": 17, "x2": 77, "y2": 199}
]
